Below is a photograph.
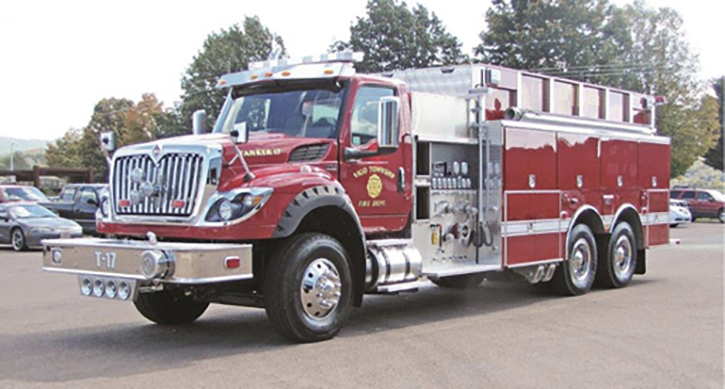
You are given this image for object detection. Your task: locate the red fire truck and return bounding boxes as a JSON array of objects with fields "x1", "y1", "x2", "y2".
[{"x1": 42, "y1": 52, "x2": 670, "y2": 342}]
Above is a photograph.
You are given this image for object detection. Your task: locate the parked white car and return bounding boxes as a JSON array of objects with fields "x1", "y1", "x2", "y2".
[{"x1": 669, "y1": 199, "x2": 692, "y2": 228}]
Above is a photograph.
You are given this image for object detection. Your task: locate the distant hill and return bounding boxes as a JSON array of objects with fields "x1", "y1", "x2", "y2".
[
  {"x1": 0, "y1": 148, "x2": 47, "y2": 170},
  {"x1": 0, "y1": 136, "x2": 52, "y2": 154}
]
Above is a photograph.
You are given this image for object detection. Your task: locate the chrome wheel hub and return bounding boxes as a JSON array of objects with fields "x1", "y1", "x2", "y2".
[
  {"x1": 613, "y1": 235, "x2": 633, "y2": 279},
  {"x1": 569, "y1": 237, "x2": 592, "y2": 287},
  {"x1": 300, "y1": 258, "x2": 342, "y2": 320}
]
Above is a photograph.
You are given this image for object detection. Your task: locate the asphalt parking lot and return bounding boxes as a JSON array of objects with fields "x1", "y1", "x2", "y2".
[{"x1": 0, "y1": 222, "x2": 722, "y2": 388}]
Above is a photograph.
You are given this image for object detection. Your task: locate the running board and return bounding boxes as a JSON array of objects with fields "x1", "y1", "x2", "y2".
[
  {"x1": 373, "y1": 280, "x2": 429, "y2": 294},
  {"x1": 423, "y1": 264, "x2": 501, "y2": 279}
]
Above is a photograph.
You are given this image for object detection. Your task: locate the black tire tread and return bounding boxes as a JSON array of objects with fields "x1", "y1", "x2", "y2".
[
  {"x1": 596, "y1": 222, "x2": 637, "y2": 289},
  {"x1": 264, "y1": 233, "x2": 351, "y2": 342},
  {"x1": 551, "y1": 224, "x2": 597, "y2": 296},
  {"x1": 11, "y1": 228, "x2": 26, "y2": 252}
]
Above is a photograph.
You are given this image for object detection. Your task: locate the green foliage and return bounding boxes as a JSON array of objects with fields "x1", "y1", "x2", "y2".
[
  {"x1": 46, "y1": 94, "x2": 172, "y2": 181},
  {"x1": 703, "y1": 78, "x2": 723, "y2": 171},
  {"x1": 671, "y1": 160, "x2": 725, "y2": 191},
  {"x1": 333, "y1": 0, "x2": 467, "y2": 73},
  {"x1": 478, "y1": 0, "x2": 631, "y2": 86},
  {"x1": 180, "y1": 16, "x2": 285, "y2": 132},
  {"x1": 0, "y1": 149, "x2": 46, "y2": 170},
  {"x1": 477, "y1": 0, "x2": 718, "y2": 178}
]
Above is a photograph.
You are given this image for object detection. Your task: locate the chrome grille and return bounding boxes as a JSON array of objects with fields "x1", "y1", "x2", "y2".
[{"x1": 113, "y1": 153, "x2": 204, "y2": 216}]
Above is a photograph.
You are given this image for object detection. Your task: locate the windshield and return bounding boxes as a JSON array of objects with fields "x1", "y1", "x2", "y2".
[
  {"x1": 2, "y1": 187, "x2": 49, "y2": 202},
  {"x1": 216, "y1": 82, "x2": 346, "y2": 139},
  {"x1": 707, "y1": 190, "x2": 725, "y2": 201},
  {"x1": 8, "y1": 204, "x2": 56, "y2": 219}
]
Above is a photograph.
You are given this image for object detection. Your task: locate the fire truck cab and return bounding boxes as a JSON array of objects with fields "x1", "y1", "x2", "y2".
[{"x1": 42, "y1": 53, "x2": 670, "y2": 342}]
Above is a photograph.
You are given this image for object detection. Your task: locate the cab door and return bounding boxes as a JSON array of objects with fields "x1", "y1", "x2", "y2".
[{"x1": 338, "y1": 80, "x2": 413, "y2": 234}]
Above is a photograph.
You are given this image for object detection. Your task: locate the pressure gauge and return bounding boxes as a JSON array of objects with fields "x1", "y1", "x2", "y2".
[
  {"x1": 452, "y1": 161, "x2": 461, "y2": 175},
  {"x1": 461, "y1": 162, "x2": 469, "y2": 176}
]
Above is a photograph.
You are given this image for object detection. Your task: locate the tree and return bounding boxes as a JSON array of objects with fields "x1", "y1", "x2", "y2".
[
  {"x1": 46, "y1": 94, "x2": 170, "y2": 181},
  {"x1": 703, "y1": 78, "x2": 723, "y2": 171},
  {"x1": 477, "y1": 0, "x2": 718, "y2": 177},
  {"x1": 180, "y1": 16, "x2": 285, "y2": 132},
  {"x1": 333, "y1": 0, "x2": 467, "y2": 73},
  {"x1": 46, "y1": 128, "x2": 84, "y2": 169},
  {"x1": 477, "y1": 0, "x2": 632, "y2": 87}
]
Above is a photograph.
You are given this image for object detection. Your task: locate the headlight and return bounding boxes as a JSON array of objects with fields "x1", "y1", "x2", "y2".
[
  {"x1": 31, "y1": 227, "x2": 54, "y2": 234},
  {"x1": 218, "y1": 199, "x2": 233, "y2": 221},
  {"x1": 205, "y1": 188, "x2": 273, "y2": 223}
]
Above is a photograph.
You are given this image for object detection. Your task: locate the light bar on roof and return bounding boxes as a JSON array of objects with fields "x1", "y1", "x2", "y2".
[{"x1": 248, "y1": 51, "x2": 364, "y2": 70}]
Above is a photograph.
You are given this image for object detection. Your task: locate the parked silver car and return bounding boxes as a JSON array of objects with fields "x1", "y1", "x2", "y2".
[{"x1": 0, "y1": 203, "x2": 83, "y2": 251}]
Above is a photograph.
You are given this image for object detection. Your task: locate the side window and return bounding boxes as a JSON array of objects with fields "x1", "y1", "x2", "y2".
[
  {"x1": 350, "y1": 86, "x2": 395, "y2": 146},
  {"x1": 669, "y1": 190, "x2": 681, "y2": 199},
  {"x1": 697, "y1": 192, "x2": 712, "y2": 201},
  {"x1": 79, "y1": 188, "x2": 97, "y2": 204},
  {"x1": 682, "y1": 191, "x2": 695, "y2": 199},
  {"x1": 60, "y1": 187, "x2": 76, "y2": 202}
]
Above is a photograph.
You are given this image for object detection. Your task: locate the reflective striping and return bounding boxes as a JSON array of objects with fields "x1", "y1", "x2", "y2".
[
  {"x1": 504, "y1": 218, "x2": 565, "y2": 237},
  {"x1": 502, "y1": 211, "x2": 668, "y2": 238},
  {"x1": 643, "y1": 212, "x2": 670, "y2": 226}
]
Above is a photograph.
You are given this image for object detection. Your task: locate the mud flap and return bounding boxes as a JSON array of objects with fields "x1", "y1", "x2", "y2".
[{"x1": 635, "y1": 249, "x2": 646, "y2": 275}]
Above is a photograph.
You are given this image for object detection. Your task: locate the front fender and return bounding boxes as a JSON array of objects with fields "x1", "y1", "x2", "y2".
[{"x1": 272, "y1": 184, "x2": 359, "y2": 239}]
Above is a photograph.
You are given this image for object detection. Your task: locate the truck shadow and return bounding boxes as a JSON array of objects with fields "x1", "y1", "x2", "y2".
[{"x1": 0, "y1": 278, "x2": 653, "y2": 383}]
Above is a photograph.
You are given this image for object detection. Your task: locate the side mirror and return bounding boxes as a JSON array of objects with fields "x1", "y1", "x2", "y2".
[
  {"x1": 0, "y1": 212, "x2": 8, "y2": 221},
  {"x1": 377, "y1": 96, "x2": 400, "y2": 150},
  {"x1": 230, "y1": 122, "x2": 249, "y2": 144},
  {"x1": 192, "y1": 110, "x2": 207, "y2": 135},
  {"x1": 100, "y1": 132, "x2": 116, "y2": 152}
]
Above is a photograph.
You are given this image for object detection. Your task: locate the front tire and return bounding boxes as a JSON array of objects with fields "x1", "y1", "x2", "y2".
[
  {"x1": 718, "y1": 209, "x2": 725, "y2": 224},
  {"x1": 551, "y1": 224, "x2": 597, "y2": 296},
  {"x1": 134, "y1": 289, "x2": 209, "y2": 325},
  {"x1": 11, "y1": 228, "x2": 26, "y2": 252},
  {"x1": 431, "y1": 273, "x2": 486, "y2": 289},
  {"x1": 596, "y1": 222, "x2": 637, "y2": 288},
  {"x1": 264, "y1": 233, "x2": 353, "y2": 342}
]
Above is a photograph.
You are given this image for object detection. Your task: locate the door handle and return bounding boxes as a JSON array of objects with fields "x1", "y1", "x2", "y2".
[{"x1": 398, "y1": 167, "x2": 405, "y2": 193}]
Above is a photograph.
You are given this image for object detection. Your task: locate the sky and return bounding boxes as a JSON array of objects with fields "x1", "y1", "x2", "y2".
[{"x1": 1, "y1": 0, "x2": 722, "y2": 142}]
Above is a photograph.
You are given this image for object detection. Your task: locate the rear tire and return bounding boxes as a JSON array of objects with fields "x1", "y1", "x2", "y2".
[
  {"x1": 551, "y1": 224, "x2": 597, "y2": 296},
  {"x1": 431, "y1": 273, "x2": 485, "y2": 289},
  {"x1": 596, "y1": 222, "x2": 637, "y2": 288},
  {"x1": 718, "y1": 209, "x2": 725, "y2": 224},
  {"x1": 134, "y1": 289, "x2": 209, "y2": 325},
  {"x1": 264, "y1": 233, "x2": 353, "y2": 343},
  {"x1": 11, "y1": 228, "x2": 26, "y2": 252}
]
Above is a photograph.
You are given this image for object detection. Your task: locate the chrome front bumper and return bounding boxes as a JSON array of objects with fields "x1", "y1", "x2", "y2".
[{"x1": 42, "y1": 238, "x2": 253, "y2": 284}]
